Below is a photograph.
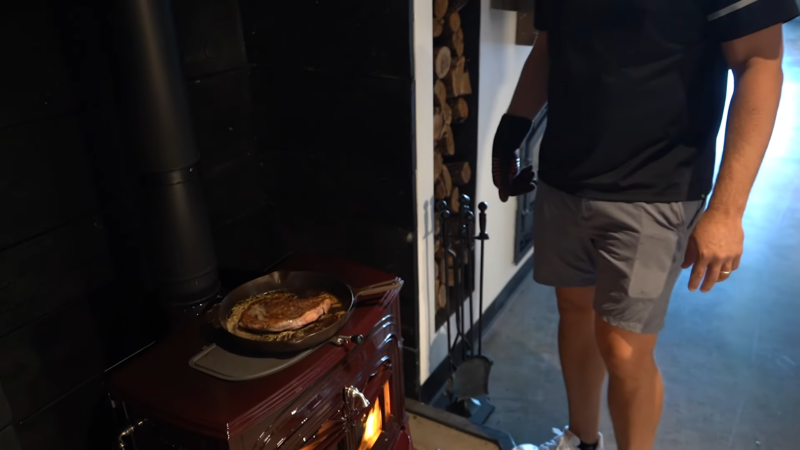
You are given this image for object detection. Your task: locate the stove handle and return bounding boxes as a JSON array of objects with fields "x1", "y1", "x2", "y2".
[
  {"x1": 344, "y1": 386, "x2": 371, "y2": 411},
  {"x1": 329, "y1": 334, "x2": 364, "y2": 346},
  {"x1": 117, "y1": 420, "x2": 146, "y2": 449}
]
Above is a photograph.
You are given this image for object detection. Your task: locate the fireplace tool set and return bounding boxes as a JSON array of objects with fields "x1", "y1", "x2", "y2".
[{"x1": 437, "y1": 195, "x2": 494, "y2": 423}]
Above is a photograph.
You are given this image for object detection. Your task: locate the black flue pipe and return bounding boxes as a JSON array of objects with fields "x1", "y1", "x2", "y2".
[{"x1": 114, "y1": 0, "x2": 219, "y2": 304}]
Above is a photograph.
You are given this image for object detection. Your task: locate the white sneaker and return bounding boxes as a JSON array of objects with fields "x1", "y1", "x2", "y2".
[{"x1": 513, "y1": 427, "x2": 604, "y2": 450}]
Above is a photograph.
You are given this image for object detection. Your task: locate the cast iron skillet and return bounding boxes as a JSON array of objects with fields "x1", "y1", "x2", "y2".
[{"x1": 210, "y1": 271, "x2": 401, "y2": 354}]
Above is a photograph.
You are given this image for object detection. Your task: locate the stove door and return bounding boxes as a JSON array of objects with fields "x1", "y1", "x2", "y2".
[
  {"x1": 243, "y1": 338, "x2": 399, "y2": 450},
  {"x1": 283, "y1": 357, "x2": 395, "y2": 450}
]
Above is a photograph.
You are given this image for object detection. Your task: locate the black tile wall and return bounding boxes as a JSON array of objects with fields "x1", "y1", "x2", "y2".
[
  {"x1": 0, "y1": 301, "x2": 105, "y2": 423},
  {"x1": 0, "y1": 426, "x2": 22, "y2": 450},
  {"x1": 241, "y1": 0, "x2": 412, "y2": 79},
  {"x1": 186, "y1": 68, "x2": 257, "y2": 176},
  {"x1": 251, "y1": 68, "x2": 415, "y2": 229},
  {"x1": 173, "y1": 0, "x2": 248, "y2": 79},
  {"x1": 0, "y1": 2, "x2": 78, "y2": 129},
  {"x1": 0, "y1": 215, "x2": 114, "y2": 339},
  {"x1": 0, "y1": 116, "x2": 100, "y2": 251},
  {"x1": 10, "y1": 379, "x2": 112, "y2": 450}
]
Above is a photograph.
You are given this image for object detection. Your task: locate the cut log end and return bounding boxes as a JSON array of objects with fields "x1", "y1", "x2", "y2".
[
  {"x1": 434, "y1": 0, "x2": 449, "y2": 21},
  {"x1": 434, "y1": 46, "x2": 453, "y2": 80},
  {"x1": 434, "y1": 177, "x2": 448, "y2": 200},
  {"x1": 435, "y1": 160, "x2": 454, "y2": 200},
  {"x1": 445, "y1": 57, "x2": 470, "y2": 98},
  {"x1": 436, "y1": 124, "x2": 455, "y2": 156},
  {"x1": 460, "y1": 70, "x2": 473, "y2": 96},
  {"x1": 445, "y1": 12, "x2": 461, "y2": 36},
  {"x1": 434, "y1": 108, "x2": 444, "y2": 142},
  {"x1": 434, "y1": 80, "x2": 448, "y2": 106},
  {"x1": 441, "y1": 101, "x2": 453, "y2": 125},
  {"x1": 433, "y1": 19, "x2": 444, "y2": 38},
  {"x1": 434, "y1": 151, "x2": 444, "y2": 179},
  {"x1": 446, "y1": 161, "x2": 472, "y2": 185},
  {"x1": 437, "y1": 283, "x2": 447, "y2": 309},
  {"x1": 441, "y1": 163, "x2": 453, "y2": 195},
  {"x1": 450, "y1": 98, "x2": 469, "y2": 123},
  {"x1": 450, "y1": 28, "x2": 465, "y2": 58}
]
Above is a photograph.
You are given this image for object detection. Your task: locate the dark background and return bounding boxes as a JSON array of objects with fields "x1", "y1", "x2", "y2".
[{"x1": 0, "y1": 0, "x2": 419, "y2": 447}]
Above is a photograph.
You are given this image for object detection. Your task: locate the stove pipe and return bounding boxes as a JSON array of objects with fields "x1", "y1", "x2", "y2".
[{"x1": 115, "y1": 0, "x2": 219, "y2": 304}]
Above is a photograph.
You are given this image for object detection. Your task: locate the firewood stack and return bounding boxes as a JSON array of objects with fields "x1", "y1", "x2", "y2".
[{"x1": 433, "y1": 0, "x2": 473, "y2": 313}]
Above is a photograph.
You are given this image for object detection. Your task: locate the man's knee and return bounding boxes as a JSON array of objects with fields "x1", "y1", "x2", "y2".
[
  {"x1": 556, "y1": 286, "x2": 596, "y2": 316},
  {"x1": 595, "y1": 316, "x2": 658, "y2": 379}
]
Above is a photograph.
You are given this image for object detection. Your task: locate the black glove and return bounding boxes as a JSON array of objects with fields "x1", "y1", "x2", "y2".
[{"x1": 492, "y1": 114, "x2": 536, "y2": 202}]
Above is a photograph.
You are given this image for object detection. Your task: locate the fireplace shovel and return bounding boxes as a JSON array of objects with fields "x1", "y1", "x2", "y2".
[{"x1": 445, "y1": 199, "x2": 494, "y2": 423}]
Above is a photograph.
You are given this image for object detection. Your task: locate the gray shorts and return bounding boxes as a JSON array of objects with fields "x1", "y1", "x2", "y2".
[{"x1": 533, "y1": 182, "x2": 705, "y2": 334}]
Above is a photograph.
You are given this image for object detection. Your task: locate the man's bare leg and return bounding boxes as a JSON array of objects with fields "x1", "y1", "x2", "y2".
[
  {"x1": 595, "y1": 317, "x2": 663, "y2": 450},
  {"x1": 556, "y1": 287, "x2": 607, "y2": 445}
]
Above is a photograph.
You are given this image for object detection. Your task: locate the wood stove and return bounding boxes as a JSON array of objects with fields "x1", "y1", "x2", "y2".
[{"x1": 108, "y1": 254, "x2": 413, "y2": 450}]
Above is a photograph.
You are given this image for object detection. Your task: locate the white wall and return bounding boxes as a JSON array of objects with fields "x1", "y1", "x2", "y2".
[
  {"x1": 415, "y1": 0, "x2": 534, "y2": 385},
  {"x1": 413, "y1": 0, "x2": 436, "y2": 387}
]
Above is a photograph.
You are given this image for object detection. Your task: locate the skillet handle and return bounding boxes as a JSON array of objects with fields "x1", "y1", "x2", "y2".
[{"x1": 352, "y1": 279, "x2": 402, "y2": 300}]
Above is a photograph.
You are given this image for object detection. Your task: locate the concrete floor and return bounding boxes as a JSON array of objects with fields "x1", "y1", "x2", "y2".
[
  {"x1": 409, "y1": 414, "x2": 500, "y2": 450},
  {"x1": 483, "y1": 20, "x2": 800, "y2": 450}
]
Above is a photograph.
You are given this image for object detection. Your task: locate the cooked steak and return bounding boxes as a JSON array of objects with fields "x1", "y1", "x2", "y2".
[{"x1": 238, "y1": 291, "x2": 334, "y2": 333}]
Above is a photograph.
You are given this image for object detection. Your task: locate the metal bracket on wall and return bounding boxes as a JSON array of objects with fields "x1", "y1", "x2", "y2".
[
  {"x1": 514, "y1": 105, "x2": 548, "y2": 264},
  {"x1": 489, "y1": 0, "x2": 539, "y2": 46},
  {"x1": 489, "y1": 0, "x2": 534, "y2": 11}
]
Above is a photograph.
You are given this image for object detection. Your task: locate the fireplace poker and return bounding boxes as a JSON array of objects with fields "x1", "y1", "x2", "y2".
[
  {"x1": 437, "y1": 201, "x2": 456, "y2": 374},
  {"x1": 460, "y1": 194, "x2": 476, "y2": 358},
  {"x1": 447, "y1": 199, "x2": 495, "y2": 423},
  {"x1": 476, "y1": 202, "x2": 489, "y2": 355},
  {"x1": 453, "y1": 202, "x2": 467, "y2": 361}
]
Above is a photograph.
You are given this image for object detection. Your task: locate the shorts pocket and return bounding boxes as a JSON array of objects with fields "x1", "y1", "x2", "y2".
[
  {"x1": 684, "y1": 200, "x2": 706, "y2": 231},
  {"x1": 627, "y1": 231, "x2": 678, "y2": 299}
]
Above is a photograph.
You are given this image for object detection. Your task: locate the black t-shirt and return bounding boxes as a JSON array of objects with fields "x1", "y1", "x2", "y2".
[{"x1": 534, "y1": 0, "x2": 798, "y2": 202}]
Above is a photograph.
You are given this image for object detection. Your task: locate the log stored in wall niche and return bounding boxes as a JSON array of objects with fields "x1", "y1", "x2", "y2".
[{"x1": 431, "y1": 0, "x2": 479, "y2": 330}]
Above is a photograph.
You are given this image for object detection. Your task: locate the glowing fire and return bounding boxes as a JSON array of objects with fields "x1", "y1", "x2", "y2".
[
  {"x1": 358, "y1": 401, "x2": 383, "y2": 450},
  {"x1": 383, "y1": 381, "x2": 391, "y2": 418}
]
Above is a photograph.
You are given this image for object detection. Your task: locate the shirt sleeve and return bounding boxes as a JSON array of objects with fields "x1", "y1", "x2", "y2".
[
  {"x1": 705, "y1": 0, "x2": 799, "y2": 42},
  {"x1": 534, "y1": 0, "x2": 549, "y2": 31}
]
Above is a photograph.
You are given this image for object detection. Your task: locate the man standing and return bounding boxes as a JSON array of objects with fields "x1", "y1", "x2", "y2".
[{"x1": 494, "y1": 1, "x2": 799, "y2": 449}]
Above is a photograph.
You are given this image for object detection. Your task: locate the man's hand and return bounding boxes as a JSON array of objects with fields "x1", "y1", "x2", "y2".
[
  {"x1": 492, "y1": 152, "x2": 536, "y2": 202},
  {"x1": 492, "y1": 114, "x2": 535, "y2": 202},
  {"x1": 682, "y1": 210, "x2": 744, "y2": 292}
]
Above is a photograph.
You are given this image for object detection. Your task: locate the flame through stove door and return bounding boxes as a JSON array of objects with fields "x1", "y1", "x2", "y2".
[
  {"x1": 358, "y1": 399, "x2": 383, "y2": 450},
  {"x1": 358, "y1": 379, "x2": 392, "y2": 450},
  {"x1": 299, "y1": 379, "x2": 392, "y2": 450}
]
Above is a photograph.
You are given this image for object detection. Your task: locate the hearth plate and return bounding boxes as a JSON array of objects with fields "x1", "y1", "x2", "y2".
[{"x1": 189, "y1": 343, "x2": 316, "y2": 381}]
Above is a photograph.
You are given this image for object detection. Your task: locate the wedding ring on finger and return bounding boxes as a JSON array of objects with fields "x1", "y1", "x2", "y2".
[{"x1": 719, "y1": 269, "x2": 732, "y2": 281}]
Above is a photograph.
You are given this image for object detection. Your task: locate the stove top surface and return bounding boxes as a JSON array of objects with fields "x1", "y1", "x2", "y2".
[
  {"x1": 189, "y1": 343, "x2": 317, "y2": 381},
  {"x1": 108, "y1": 253, "x2": 403, "y2": 440}
]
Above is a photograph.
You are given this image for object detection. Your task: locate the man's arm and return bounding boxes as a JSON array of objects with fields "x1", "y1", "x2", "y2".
[
  {"x1": 712, "y1": 25, "x2": 784, "y2": 218},
  {"x1": 507, "y1": 31, "x2": 550, "y2": 120},
  {"x1": 492, "y1": 31, "x2": 550, "y2": 201},
  {"x1": 685, "y1": 24, "x2": 785, "y2": 292}
]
